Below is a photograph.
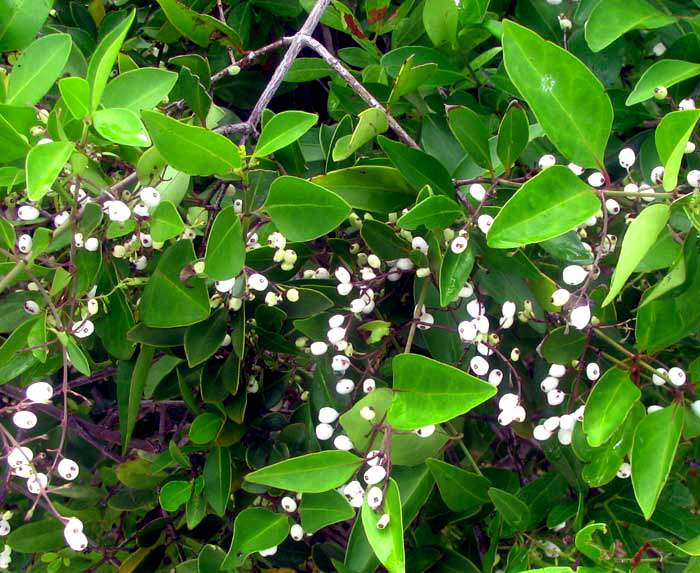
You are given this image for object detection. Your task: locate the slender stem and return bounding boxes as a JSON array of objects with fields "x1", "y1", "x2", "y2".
[
  {"x1": 0, "y1": 259, "x2": 26, "y2": 294},
  {"x1": 404, "y1": 279, "x2": 430, "y2": 353},
  {"x1": 592, "y1": 328, "x2": 635, "y2": 358},
  {"x1": 445, "y1": 421, "x2": 483, "y2": 476}
]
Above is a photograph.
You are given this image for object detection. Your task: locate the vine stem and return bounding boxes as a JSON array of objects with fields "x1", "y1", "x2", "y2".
[
  {"x1": 404, "y1": 278, "x2": 430, "y2": 353},
  {"x1": 0, "y1": 259, "x2": 26, "y2": 295},
  {"x1": 445, "y1": 421, "x2": 483, "y2": 476},
  {"x1": 592, "y1": 328, "x2": 671, "y2": 382}
]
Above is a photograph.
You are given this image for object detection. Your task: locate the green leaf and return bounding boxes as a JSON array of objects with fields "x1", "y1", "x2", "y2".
[
  {"x1": 502, "y1": 20, "x2": 612, "y2": 168},
  {"x1": 65, "y1": 336, "x2": 90, "y2": 375},
  {"x1": 245, "y1": 451, "x2": 363, "y2": 493},
  {"x1": 387, "y1": 353, "x2": 496, "y2": 431},
  {"x1": 204, "y1": 206, "x2": 245, "y2": 280},
  {"x1": 0, "y1": 114, "x2": 29, "y2": 163},
  {"x1": 439, "y1": 243, "x2": 475, "y2": 307},
  {"x1": 300, "y1": 490, "x2": 355, "y2": 533},
  {"x1": 93, "y1": 108, "x2": 151, "y2": 147},
  {"x1": 150, "y1": 200, "x2": 185, "y2": 242},
  {"x1": 448, "y1": 106, "x2": 492, "y2": 170},
  {"x1": 656, "y1": 110, "x2": 700, "y2": 192},
  {"x1": 0, "y1": 0, "x2": 51, "y2": 52},
  {"x1": 488, "y1": 487, "x2": 531, "y2": 530},
  {"x1": 487, "y1": 166, "x2": 600, "y2": 249},
  {"x1": 339, "y1": 388, "x2": 448, "y2": 466},
  {"x1": 6, "y1": 33, "x2": 71, "y2": 105},
  {"x1": 157, "y1": 0, "x2": 241, "y2": 49},
  {"x1": 541, "y1": 327, "x2": 587, "y2": 364},
  {"x1": 254, "y1": 111, "x2": 318, "y2": 158},
  {"x1": 585, "y1": 0, "x2": 676, "y2": 53},
  {"x1": 496, "y1": 105, "x2": 529, "y2": 171},
  {"x1": 122, "y1": 345, "x2": 155, "y2": 456},
  {"x1": 631, "y1": 405, "x2": 684, "y2": 519},
  {"x1": 602, "y1": 204, "x2": 670, "y2": 306},
  {"x1": 0, "y1": 317, "x2": 39, "y2": 368},
  {"x1": 0, "y1": 218, "x2": 16, "y2": 251},
  {"x1": 86, "y1": 10, "x2": 135, "y2": 112},
  {"x1": 58, "y1": 77, "x2": 90, "y2": 120},
  {"x1": 388, "y1": 56, "x2": 437, "y2": 105},
  {"x1": 426, "y1": 458, "x2": 490, "y2": 513},
  {"x1": 285, "y1": 57, "x2": 333, "y2": 82},
  {"x1": 397, "y1": 195, "x2": 462, "y2": 230},
  {"x1": 139, "y1": 240, "x2": 210, "y2": 328},
  {"x1": 185, "y1": 310, "x2": 228, "y2": 367},
  {"x1": 312, "y1": 166, "x2": 417, "y2": 213},
  {"x1": 332, "y1": 108, "x2": 388, "y2": 161},
  {"x1": 102, "y1": 68, "x2": 179, "y2": 111},
  {"x1": 6, "y1": 519, "x2": 64, "y2": 553},
  {"x1": 204, "y1": 446, "x2": 231, "y2": 516},
  {"x1": 263, "y1": 176, "x2": 351, "y2": 242},
  {"x1": 575, "y1": 523, "x2": 609, "y2": 561},
  {"x1": 583, "y1": 367, "x2": 641, "y2": 447},
  {"x1": 626, "y1": 60, "x2": 700, "y2": 106},
  {"x1": 198, "y1": 545, "x2": 226, "y2": 573},
  {"x1": 423, "y1": 0, "x2": 457, "y2": 46},
  {"x1": 189, "y1": 412, "x2": 223, "y2": 444},
  {"x1": 361, "y1": 478, "x2": 405, "y2": 573},
  {"x1": 361, "y1": 219, "x2": 410, "y2": 260},
  {"x1": 159, "y1": 480, "x2": 193, "y2": 512},
  {"x1": 379, "y1": 136, "x2": 455, "y2": 197},
  {"x1": 142, "y1": 111, "x2": 241, "y2": 176},
  {"x1": 26, "y1": 142, "x2": 75, "y2": 202},
  {"x1": 221, "y1": 508, "x2": 289, "y2": 569}
]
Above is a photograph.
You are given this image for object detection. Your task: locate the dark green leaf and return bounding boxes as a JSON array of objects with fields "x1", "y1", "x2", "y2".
[
  {"x1": 300, "y1": 490, "x2": 355, "y2": 533},
  {"x1": 204, "y1": 206, "x2": 245, "y2": 280}
]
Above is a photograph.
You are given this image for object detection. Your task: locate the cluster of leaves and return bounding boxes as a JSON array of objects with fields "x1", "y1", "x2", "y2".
[{"x1": 3, "y1": 0, "x2": 700, "y2": 572}]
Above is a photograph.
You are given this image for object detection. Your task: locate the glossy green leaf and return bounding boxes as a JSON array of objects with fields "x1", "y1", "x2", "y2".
[
  {"x1": 397, "y1": 195, "x2": 462, "y2": 230},
  {"x1": 87, "y1": 10, "x2": 135, "y2": 112},
  {"x1": 448, "y1": 106, "x2": 492, "y2": 170},
  {"x1": 585, "y1": 0, "x2": 676, "y2": 53},
  {"x1": 6, "y1": 33, "x2": 71, "y2": 105},
  {"x1": 102, "y1": 68, "x2": 179, "y2": 111},
  {"x1": 388, "y1": 56, "x2": 437, "y2": 105},
  {"x1": 198, "y1": 545, "x2": 226, "y2": 573},
  {"x1": 58, "y1": 77, "x2": 90, "y2": 120},
  {"x1": 204, "y1": 446, "x2": 231, "y2": 516},
  {"x1": 487, "y1": 166, "x2": 600, "y2": 249},
  {"x1": 0, "y1": 218, "x2": 16, "y2": 251},
  {"x1": 122, "y1": 345, "x2": 155, "y2": 456},
  {"x1": 378, "y1": 136, "x2": 455, "y2": 197},
  {"x1": 387, "y1": 353, "x2": 496, "y2": 431},
  {"x1": 541, "y1": 327, "x2": 587, "y2": 364},
  {"x1": 583, "y1": 367, "x2": 641, "y2": 447},
  {"x1": 150, "y1": 200, "x2": 185, "y2": 242},
  {"x1": 160, "y1": 480, "x2": 192, "y2": 512},
  {"x1": 502, "y1": 20, "x2": 612, "y2": 168},
  {"x1": 488, "y1": 487, "x2": 531, "y2": 530},
  {"x1": 221, "y1": 508, "x2": 289, "y2": 569},
  {"x1": 332, "y1": 108, "x2": 388, "y2": 161},
  {"x1": 426, "y1": 458, "x2": 490, "y2": 512},
  {"x1": 141, "y1": 110, "x2": 241, "y2": 176},
  {"x1": 6, "y1": 519, "x2": 64, "y2": 553},
  {"x1": 656, "y1": 110, "x2": 700, "y2": 192},
  {"x1": 361, "y1": 478, "x2": 405, "y2": 573},
  {"x1": 540, "y1": 231, "x2": 594, "y2": 265},
  {"x1": 575, "y1": 523, "x2": 609, "y2": 561},
  {"x1": 93, "y1": 108, "x2": 151, "y2": 147},
  {"x1": 439, "y1": 243, "x2": 475, "y2": 307},
  {"x1": 139, "y1": 240, "x2": 210, "y2": 328},
  {"x1": 26, "y1": 142, "x2": 75, "y2": 202},
  {"x1": 185, "y1": 310, "x2": 228, "y2": 367},
  {"x1": 285, "y1": 57, "x2": 333, "y2": 82},
  {"x1": 497, "y1": 105, "x2": 529, "y2": 171},
  {"x1": 361, "y1": 219, "x2": 410, "y2": 260},
  {"x1": 423, "y1": 0, "x2": 457, "y2": 46},
  {"x1": 0, "y1": 114, "x2": 29, "y2": 163},
  {"x1": 0, "y1": 316, "x2": 38, "y2": 368},
  {"x1": 189, "y1": 412, "x2": 223, "y2": 444},
  {"x1": 340, "y1": 388, "x2": 448, "y2": 467},
  {"x1": 627, "y1": 60, "x2": 700, "y2": 106},
  {"x1": 254, "y1": 111, "x2": 318, "y2": 158},
  {"x1": 300, "y1": 490, "x2": 355, "y2": 533},
  {"x1": 263, "y1": 176, "x2": 351, "y2": 242},
  {"x1": 312, "y1": 166, "x2": 417, "y2": 213},
  {"x1": 0, "y1": 0, "x2": 51, "y2": 52},
  {"x1": 631, "y1": 405, "x2": 683, "y2": 519},
  {"x1": 204, "y1": 206, "x2": 245, "y2": 280},
  {"x1": 157, "y1": 0, "x2": 241, "y2": 49},
  {"x1": 602, "y1": 204, "x2": 670, "y2": 306},
  {"x1": 245, "y1": 451, "x2": 363, "y2": 493}
]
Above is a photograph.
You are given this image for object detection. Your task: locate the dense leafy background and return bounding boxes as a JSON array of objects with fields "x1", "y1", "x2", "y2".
[{"x1": 2, "y1": 0, "x2": 700, "y2": 572}]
